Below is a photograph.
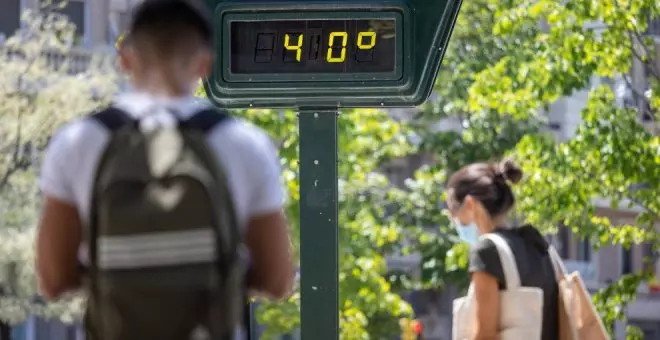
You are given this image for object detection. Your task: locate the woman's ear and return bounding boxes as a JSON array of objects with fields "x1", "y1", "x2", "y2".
[
  {"x1": 456, "y1": 195, "x2": 476, "y2": 222},
  {"x1": 462, "y1": 195, "x2": 475, "y2": 210}
]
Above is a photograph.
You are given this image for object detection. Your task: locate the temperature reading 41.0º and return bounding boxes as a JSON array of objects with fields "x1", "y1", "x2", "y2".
[{"x1": 229, "y1": 19, "x2": 397, "y2": 74}]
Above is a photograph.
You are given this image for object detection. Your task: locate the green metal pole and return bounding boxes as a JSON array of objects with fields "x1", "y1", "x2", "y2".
[
  {"x1": 298, "y1": 108, "x2": 339, "y2": 340},
  {"x1": 245, "y1": 301, "x2": 256, "y2": 338}
]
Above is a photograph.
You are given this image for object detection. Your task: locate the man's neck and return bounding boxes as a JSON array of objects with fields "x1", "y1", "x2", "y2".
[
  {"x1": 130, "y1": 73, "x2": 195, "y2": 98},
  {"x1": 129, "y1": 85, "x2": 192, "y2": 99}
]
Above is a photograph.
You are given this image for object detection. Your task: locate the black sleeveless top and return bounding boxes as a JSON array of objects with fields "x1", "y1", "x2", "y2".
[{"x1": 469, "y1": 225, "x2": 559, "y2": 340}]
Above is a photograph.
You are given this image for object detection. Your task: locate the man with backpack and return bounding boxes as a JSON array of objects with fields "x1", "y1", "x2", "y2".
[{"x1": 35, "y1": 0, "x2": 294, "y2": 338}]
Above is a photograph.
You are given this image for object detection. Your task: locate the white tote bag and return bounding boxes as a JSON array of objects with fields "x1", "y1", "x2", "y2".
[{"x1": 452, "y1": 233, "x2": 544, "y2": 340}]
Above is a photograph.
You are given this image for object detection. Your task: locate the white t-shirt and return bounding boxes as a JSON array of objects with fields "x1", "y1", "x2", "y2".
[{"x1": 39, "y1": 92, "x2": 285, "y2": 264}]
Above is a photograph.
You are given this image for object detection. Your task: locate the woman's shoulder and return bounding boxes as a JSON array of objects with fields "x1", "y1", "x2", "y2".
[
  {"x1": 472, "y1": 228, "x2": 519, "y2": 253},
  {"x1": 487, "y1": 226, "x2": 548, "y2": 248},
  {"x1": 469, "y1": 235, "x2": 506, "y2": 286},
  {"x1": 471, "y1": 226, "x2": 547, "y2": 264},
  {"x1": 472, "y1": 236, "x2": 496, "y2": 252}
]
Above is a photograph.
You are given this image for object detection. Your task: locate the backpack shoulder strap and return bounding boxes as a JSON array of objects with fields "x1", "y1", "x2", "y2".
[
  {"x1": 90, "y1": 106, "x2": 133, "y2": 132},
  {"x1": 481, "y1": 233, "x2": 522, "y2": 289},
  {"x1": 181, "y1": 108, "x2": 231, "y2": 133},
  {"x1": 87, "y1": 106, "x2": 134, "y2": 271}
]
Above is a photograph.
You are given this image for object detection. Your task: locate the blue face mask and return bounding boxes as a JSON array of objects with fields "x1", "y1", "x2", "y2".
[{"x1": 453, "y1": 218, "x2": 480, "y2": 246}]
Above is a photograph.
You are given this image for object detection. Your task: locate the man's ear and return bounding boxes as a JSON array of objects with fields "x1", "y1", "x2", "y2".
[{"x1": 118, "y1": 45, "x2": 136, "y2": 74}]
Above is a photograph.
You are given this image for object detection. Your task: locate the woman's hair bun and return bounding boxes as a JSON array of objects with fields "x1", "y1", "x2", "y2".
[{"x1": 499, "y1": 159, "x2": 523, "y2": 184}]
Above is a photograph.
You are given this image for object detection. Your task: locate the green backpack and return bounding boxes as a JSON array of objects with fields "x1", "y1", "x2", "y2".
[{"x1": 84, "y1": 107, "x2": 246, "y2": 340}]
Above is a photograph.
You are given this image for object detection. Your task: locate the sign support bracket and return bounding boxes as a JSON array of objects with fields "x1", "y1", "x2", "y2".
[{"x1": 298, "y1": 107, "x2": 340, "y2": 340}]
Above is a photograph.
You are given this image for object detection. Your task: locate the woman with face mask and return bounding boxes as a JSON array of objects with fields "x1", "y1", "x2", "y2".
[{"x1": 447, "y1": 159, "x2": 559, "y2": 340}]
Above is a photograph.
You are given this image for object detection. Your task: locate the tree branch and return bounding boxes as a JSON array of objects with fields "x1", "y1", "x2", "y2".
[
  {"x1": 621, "y1": 74, "x2": 654, "y2": 119},
  {"x1": 624, "y1": 188, "x2": 660, "y2": 219},
  {"x1": 630, "y1": 30, "x2": 660, "y2": 80},
  {"x1": 0, "y1": 103, "x2": 23, "y2": 190},
  {"x1": 0, "y1": 35, "x2": 40, "y2": 190}
]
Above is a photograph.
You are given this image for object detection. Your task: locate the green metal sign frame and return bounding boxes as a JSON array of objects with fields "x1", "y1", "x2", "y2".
[{"x1": 204, "y1": 0, "x2": 463, "y2": 108}]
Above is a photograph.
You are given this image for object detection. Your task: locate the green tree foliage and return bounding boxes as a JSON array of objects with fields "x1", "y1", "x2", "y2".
[
  {"x1": 394, "y1": 0, "x2": 546, "y2": 293},
  {"x1": 0, "y1": 10, "x2": 117, "y2": 324},
  {"x1": 387, "y1": 0, "x2": 659, "y2": 337},
  {"x1": 216, "y1": 108, "x2": 417, "y2": 339},
  {"x1": 466, "y1": 0, "x2": 660, "y2": 335}
]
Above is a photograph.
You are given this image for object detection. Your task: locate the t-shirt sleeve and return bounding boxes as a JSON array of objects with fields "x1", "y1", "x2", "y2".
[
  {"x1": 39, "y1": 127, "x2": 76, "y2": 204},
  {"x1": 246, "y1": 130, "x2": 286, "y2": 218},
  {"x1": 469, "y1": 238, "x2": 506, "y2": 287}
]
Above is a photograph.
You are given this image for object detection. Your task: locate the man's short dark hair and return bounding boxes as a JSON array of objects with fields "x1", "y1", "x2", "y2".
[{"x1": 127, "y1": 0, "x2": 212, "y2": 60}]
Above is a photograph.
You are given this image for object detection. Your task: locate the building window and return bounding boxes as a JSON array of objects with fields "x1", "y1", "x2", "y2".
[
  {"x1": 0, "y1": 0, "x2": 21, "y2": 38},
  {"x1": 544, "y1": 233, "x2": 554, "y2": 247},
  {"x1": 640, "y1": 62, "x2": 657, "y2": 122},
  {"x1": 600, "y1": 76, "x2": 614, "y2": 87},
  {"x1": 648, "y1": 16, "x2": 660, "y2": 35},
  {"x1": 119, "y1": 11, "x2": 131, "y2": 32},
  {"x1": 621, "y1": 246, "x2": 633, "y2": 275},
  {"x1": 577, "y1": 238, "x2": 591, "y2": 262},
  {"x1": 628, "y1": 319, "x2": 660, "y2": 340},
  {"x1": 109, "y1": 10, "x2": 132, "y2": 43},
  {"x1": 383, "y1": 163, "x2": 406, "y2": 188},
  {"x1": 558, "y1": 224, "x2": 570, "y2": 259},
  {"x1": 548, "y1": 122, "x2": 562, "y2": 130},
  {"x1": 643, "y1": 243, "x2": 655, "y2": 272},
  {"x1": 41, "y1": 0, "x2": 86, "y2": 38}
]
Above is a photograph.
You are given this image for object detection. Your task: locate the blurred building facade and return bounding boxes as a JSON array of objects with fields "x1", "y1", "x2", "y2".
[{"x1": 0, "y1": 0, "x2": 135, "y2": 47}]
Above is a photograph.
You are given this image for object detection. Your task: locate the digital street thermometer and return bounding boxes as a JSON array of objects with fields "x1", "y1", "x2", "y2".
[{"x1": 204, "y1": 0, "x2": 462, "y2": 108}]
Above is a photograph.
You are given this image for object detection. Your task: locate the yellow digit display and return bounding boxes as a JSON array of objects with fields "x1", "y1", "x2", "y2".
[
  {"x1": 357, "y1": 31, "x2": 376, "y2": 50},
  {"x1": 284, "y1": 33, "x2": 304, "y2": 62},
  {"x1": 327, "y1": 31, "x2": 348, "y2": 63}
]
